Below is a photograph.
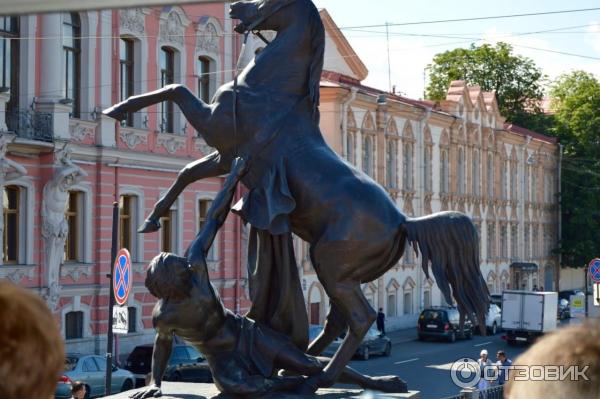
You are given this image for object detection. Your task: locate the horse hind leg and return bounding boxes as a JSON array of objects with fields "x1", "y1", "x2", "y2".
[
  {"x1": 306, "y1": 303, "x2": 347, "y2": 357},
  {"x1": 304, "y1": 282, "x2": 376, "y2": 391}
]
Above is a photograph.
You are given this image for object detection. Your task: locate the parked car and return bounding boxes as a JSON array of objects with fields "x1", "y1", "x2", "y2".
[
  {"x1": 490, "y1": 294, "x2": 503, "y2": 310},
  {"x1": 124, "y1": 344, "x2": 212, "y2": 387},
  {"x1": 417, "y1": 307, "x2": 473, "y2": 342},
  {"x1": 473, "y1": 303, "x2": 502, "y2": 335},
  {"x1": 308, "y1": 324, "x2": 392, "y2": 360},
  {"x1": 55, "y1": 354, "x2": 135, "y2": 399}
]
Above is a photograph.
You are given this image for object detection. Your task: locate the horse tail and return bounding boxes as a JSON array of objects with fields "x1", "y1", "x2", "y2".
[{"x1": 404, "y1": 211, "x2": 489, "y2": 334}]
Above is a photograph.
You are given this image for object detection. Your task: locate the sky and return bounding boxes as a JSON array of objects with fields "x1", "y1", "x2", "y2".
[{"x1": 311, "y1": 0, "x2": 600, "y2": 100}]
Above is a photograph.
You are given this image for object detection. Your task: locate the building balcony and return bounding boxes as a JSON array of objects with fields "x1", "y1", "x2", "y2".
[{"x1": 6, "y1": 107, "x2": 54, "y2": 142}]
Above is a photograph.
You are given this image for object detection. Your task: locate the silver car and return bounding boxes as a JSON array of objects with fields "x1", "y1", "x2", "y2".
[{"x1": 55, "y1": 354, "x2": 135, "y2": 399}]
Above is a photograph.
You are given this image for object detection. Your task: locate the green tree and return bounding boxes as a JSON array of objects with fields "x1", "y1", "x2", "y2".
[
  {"x1": 550, "y1": 71, "x2": 600, "y2": 268},
  {"x1": 426, "y1": 42, "x2": 546, "y2": 127}
]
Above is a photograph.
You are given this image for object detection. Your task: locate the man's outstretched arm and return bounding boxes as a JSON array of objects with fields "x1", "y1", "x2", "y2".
[
  {"x1": 130, "y1": 332, "x2": 173, "y2": 399},
  {"x1": 187, "y1": 157, "x2": 247, "y2": 263}
]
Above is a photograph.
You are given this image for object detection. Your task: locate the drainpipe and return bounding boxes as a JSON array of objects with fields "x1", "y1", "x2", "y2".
[
  {"x1": 341, "y1": 87, "x2": 358, "y2": 158},
  {"x1": 556, "y1": 143, "x2": 563, "y2": 292}
]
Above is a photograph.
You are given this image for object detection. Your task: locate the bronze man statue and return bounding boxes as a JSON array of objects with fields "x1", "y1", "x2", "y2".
[{"x1": 131, "y1": 158, "x2": 406, "y2": 398}]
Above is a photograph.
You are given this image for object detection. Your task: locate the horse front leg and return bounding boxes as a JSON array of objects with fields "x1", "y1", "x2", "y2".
[
  {"x1": 139, "y1": 151, "x2": 230, "y2": 233},
  {"x1": 103, "y1": 84, "x2": 212, "y2": 131}
]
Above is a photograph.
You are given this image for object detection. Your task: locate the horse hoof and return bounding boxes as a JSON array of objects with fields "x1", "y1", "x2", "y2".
[
  {"x1": 370, "y1": 375, "x2": 408, "y2": 393},
  {"x1": 138, "y1": 218, "x2": 161, "y2": 233},
  {"x1": 102, "y1": 105, "x2": 127, "y2": 121}
]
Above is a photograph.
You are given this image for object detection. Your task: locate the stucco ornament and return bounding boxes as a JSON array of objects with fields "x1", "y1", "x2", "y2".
[
  {"x1": 42, "y1": 144, "x2": 88, "y2": 311},
  {"x1": 120, "y1": 8, "x2": 145, "y2": 34}
]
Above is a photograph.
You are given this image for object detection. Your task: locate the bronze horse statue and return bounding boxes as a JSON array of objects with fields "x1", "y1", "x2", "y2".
[{"x1": 104, "y1": 0, "x2": 489, "y2": 392}]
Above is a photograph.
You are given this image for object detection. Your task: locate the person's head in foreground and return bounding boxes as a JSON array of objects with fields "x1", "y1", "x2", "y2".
[
  {"x1": 71, "y1": 381, "x2": 86, "y2": 399},
  {"x1": 0, "y1": 281, "x2": 64, "y2": 399},
  {"x1": 480, "y1": 349, "x2": 488, "y2": 361},
  {"x1": 505, "y1": 321, "x2": 600, "y2": 399},
  {"x1": 145, "y1": 252, "x2": 193, "y2": 300}
]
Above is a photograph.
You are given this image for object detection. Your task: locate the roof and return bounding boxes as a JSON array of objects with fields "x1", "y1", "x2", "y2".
[{"x1": 503, "y1": 123, "x2": 558, "y2": 144}]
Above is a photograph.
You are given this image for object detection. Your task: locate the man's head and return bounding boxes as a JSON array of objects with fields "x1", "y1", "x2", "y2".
[
  {"x1": 506, "y1": 321, "x2": 600, "y2": 399},
  {"x1": 71, "y1": 381, "x2": 86, "y2": 399},
  {"x1": 480, "y1": 349, "x2": 488, "y2": 360},
  {"x1": 0, "y1": 281, "x2": 64, "y2": 399},
  {"x1": 497, "y1": 350, "x2": 506, "y2": 361},
  {"x1": 379, "y1": 308, "x2": 383, "y2": 312},
  {"x1": 145, "y1": 252, "x2": 193, "y2": 299}
]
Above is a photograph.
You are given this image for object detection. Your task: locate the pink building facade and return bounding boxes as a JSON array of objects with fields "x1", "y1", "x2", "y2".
[{"x1": 0, "y1": 4, "x2": 251, "y2": 356}]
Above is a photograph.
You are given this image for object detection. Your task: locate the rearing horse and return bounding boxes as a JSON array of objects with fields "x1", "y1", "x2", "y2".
[{"x1": 104, "y1": 0, "x2": 489, "y2": 392}]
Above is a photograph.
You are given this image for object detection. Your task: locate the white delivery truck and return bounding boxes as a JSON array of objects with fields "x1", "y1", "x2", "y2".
[{"x1": 501, "y1": 290, "x2": 557, "y2": 345}]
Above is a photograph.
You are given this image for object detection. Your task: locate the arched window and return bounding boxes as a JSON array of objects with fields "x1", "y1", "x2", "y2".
[
  {"x1": 65, "y1": 311, "x2": 84, "y2": 339},
  {"x1": 487, "y1": 153, "x2": 494, "y2": 198},
  {"x1": 386, "y1": 139, "x2": 397, "y2": 188},
  {"x1": 524, "y1": 165, "x2": 530, "y2": 202},
  {"x1": 501, "y1": 160, "x2": 508, "y2": 199},
  {"x1": 159, "y1": 46, "x2": 175, "y2": 133},
  {"x1": 197, "y1": 56, "x2": 214, "y2": 103},
  {"x1": 472, "y1": 149, "x2": 479, "y2": 196},
  {"x1": 531, "y1": 168, "x2": 537, "y2": 203},
  {"x1": 387, "y1": 294, "x2": 396, "y2": 317},
  {"x1": 457, "y1": 147, "x2": 465, "y2": 194},
  {"x1": 362, "y1": 134, "x2": 374, "y2": 178},
  {"x1": 440, "y1": 150, "x2": 449, "y2": 193},
  {"x1": 64, "y1": 191, "x2": 83, "y2": 262},
  {"x1": 403, "y1": 291, "x2": 412, "y2": 315},
  {"x1": 403, "y1": 142, "x2": 413, "y2": 190},
  {"x1": 3, "y1": 185, "x2": 19, "y2": 263},
  {"x1": 120, "y1": 38, "x2": 135, "y2": 126},
  {"x1": 347, "y1": 131, "x2": 355, "y2": 165},
  {"x1": 0, "y1": 16, "x2": 19, "y2": 123},
  {"x1": 424, "y1": 146, "x2": 432, "y2": 192},
  {"x1": 510, "y1": 160, "x2": 518, "y2": 200},
  {"x1": 63, "y1": 13, "x2": 81, "y2": 118}
]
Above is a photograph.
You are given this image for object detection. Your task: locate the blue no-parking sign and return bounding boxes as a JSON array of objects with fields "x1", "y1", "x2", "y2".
[
  {"x1": 113, "y1": 248, "x2": 132, "y2": 306},
  {"x1": 588, "y1": 258, "x2": 600, "y2": 284}
]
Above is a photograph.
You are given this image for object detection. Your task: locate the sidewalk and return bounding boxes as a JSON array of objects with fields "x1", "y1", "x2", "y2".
[{"x1": 386, "y1": 327, "x2": 417, "y2": 345}]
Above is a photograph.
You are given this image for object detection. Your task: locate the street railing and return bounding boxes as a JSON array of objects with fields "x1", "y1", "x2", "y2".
[{"x1": 441, "y1": 384, "x2": 504, "y2": 399}]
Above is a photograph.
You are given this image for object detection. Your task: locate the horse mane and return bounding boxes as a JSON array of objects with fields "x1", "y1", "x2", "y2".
[{"x1": 305, "y1": 0, "x2": 325, "y2": 122}]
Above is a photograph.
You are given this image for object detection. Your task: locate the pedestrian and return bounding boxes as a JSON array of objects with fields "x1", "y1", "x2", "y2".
[
  {"x1": 540, "y1": 286, "x2": 544, "y2": 291},
  {"x1": 532, "y1": 285, "x2": 538, "y2": 292},
  {"x1": 0, "y1": 281, "x2": 64, "y2": 399},
  {"x1": 505, "y1": 321, "x2": 600, "y2": 399},
  {"x1": 477, "y1": 349, "x2": 493, "y2": 391},
  {"x1": 70, "y1": 382, "x2": 86, "y2": 399},
  {"x1": 377, "y1": 308, "x2": 386, "y2": 336},
  {"x1": 495, "y1": 350, "x2": 512, "y2": 386}
]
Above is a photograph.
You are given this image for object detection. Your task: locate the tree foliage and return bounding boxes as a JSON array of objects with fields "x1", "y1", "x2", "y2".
[
  {"x1": 426, "y1": 42, "x2": 546, "y2": 127},
  {"x1": 549, "y1": 71, "x2": 600, "y2": 268}
]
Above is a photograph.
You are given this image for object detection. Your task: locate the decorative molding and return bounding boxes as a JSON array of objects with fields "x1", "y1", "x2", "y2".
[
  {"x1": 159, "y1": 7, "x2": 191, "y2": 47},
  {"x1": 60, "y1": 263, "x2": 93, "y2": 281},
  {"x1": 0, "y1": 264, "x2": 36, "y2": 284},
  {"x1": 196, "y1": 20, "x2": 220, "y2": 54},
  {"x1": 194, "y1": 137, "x2": 215, "y2": 155},
  {"x1": 120, "y1": 127, "x2": 149, "y2": 150},
  {"x1": 69, "y1": 119, "x2": 97, "y2": 142},
  {"x1": 157, "y1": 133, "x2": 186, "y2": 154},
  {"x1": 120, "y1": 8, "x2": 147, "y2": 35}
]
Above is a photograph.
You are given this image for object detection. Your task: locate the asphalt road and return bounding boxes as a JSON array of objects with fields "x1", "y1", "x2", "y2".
[{"x1": 336, "y1": 331, "x2": 528, "y2": 399}]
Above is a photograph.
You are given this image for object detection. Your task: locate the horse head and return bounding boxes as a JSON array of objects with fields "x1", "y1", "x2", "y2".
[{"x1": 229, "y1": 0, "x2": 299, "y2": 33}]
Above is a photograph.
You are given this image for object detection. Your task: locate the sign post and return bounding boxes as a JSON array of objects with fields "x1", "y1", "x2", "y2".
[
  {"x1": 586, "y1": 259, "x2": 600, "y2": 316},
  {"x1": 105, "y1": 203, "x2": 119, "y2": 396}
]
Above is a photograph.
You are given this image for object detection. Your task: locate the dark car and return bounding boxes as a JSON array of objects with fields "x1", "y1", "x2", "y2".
[
  {"x1": 417, "y1": 307, "x2": 473, "y2": 342},
  {"x1": 124, "y1": 344, "x2": 212, "y2": 387},
  {"x1": 309, "y1": 324, "x2": 392, "y2": 360}
]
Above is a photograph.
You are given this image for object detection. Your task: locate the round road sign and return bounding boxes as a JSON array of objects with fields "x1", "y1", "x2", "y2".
[
  {"x1": 589, "y1": 258, "x2": 600, "y2": 283},
  {"x1": 114, "y1": 248, "x2": 132, "y2": 306}
]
